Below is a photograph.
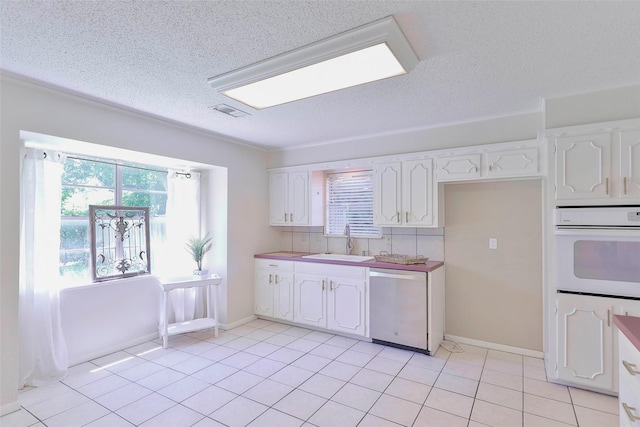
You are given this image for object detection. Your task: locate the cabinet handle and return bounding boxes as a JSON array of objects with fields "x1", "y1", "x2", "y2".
[
  {"x1": 397, "y1": 212, "x2": 400, "y2": 224},
  {"x1": 330, "y1": 280, "x2": 334, "y2": 291},
  {"x1": 475, "y1": 166, "x2": 478, "y2": 172},
  {"x1": 488, "y1": 164, "x2": 492, "y2": 171},
  {"x1": 322, "y1": 279, "x2": 325, "y2": 291},
  {"x1": 624, "y1": 176, "x2": 628, "y2": 195},
  {"x1": 289, "y1": 213, "x2": 293, "y2": 222},
  {"x1": 275, "y1": 274, "x2": 279, "y2": 284},
  {"x1": 607, "y1": 309, "x2": 610, "y2": 327},
  {"x1": 284, "y1": 213, "x2": 288, "y2": 222},
  {"x1": 406, "y1": 212, "x2": 409, "y2": 223},
  {"x1": 622, "y1": 360, "x2": 640, "y2": 376},
  {"x1": 623, "y1": 403, "x2": 640, "y2": 422},
  {"x1": 605, "y1": 177, "x2": 609, "y2": 195},
  {"x1": 269, "y1": 274, "x2": 273, "y2": 284}
]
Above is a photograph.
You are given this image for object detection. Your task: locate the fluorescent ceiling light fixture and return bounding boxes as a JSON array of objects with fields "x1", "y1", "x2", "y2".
[{"x1": 208, "y1": 16, "x2": 418, "y2": 109}]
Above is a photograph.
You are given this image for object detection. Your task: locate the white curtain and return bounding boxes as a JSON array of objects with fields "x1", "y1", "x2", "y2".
[
  {"x1": 19, "y1": 148, "x2": 68, "y2": 387},
  {"x1": 165, "y1": 170, "x2": 204, "y2": 322}
]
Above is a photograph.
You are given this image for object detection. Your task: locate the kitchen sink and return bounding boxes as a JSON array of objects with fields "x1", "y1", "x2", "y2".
[{"x1": 301, "y1": 253, "x2": 375, "y2": 262}]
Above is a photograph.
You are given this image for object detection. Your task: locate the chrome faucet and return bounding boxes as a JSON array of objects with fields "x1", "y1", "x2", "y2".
[{"x1": 344, "y1": 223, "x2": 354, "y2": 255}]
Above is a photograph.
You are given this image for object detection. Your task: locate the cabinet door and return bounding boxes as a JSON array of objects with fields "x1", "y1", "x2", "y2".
[
  {"x1": 269, "y1": 172, "x2": 289, "y2": 225},
  {"x1": 556, "y1": 133, "x2": 612, "y2": 200},
  {"x1": 557, "y1": 294, "x2": 614, "y2": 390},
  {"x1": 273, "y1": 272, "x2": 294, "y2": 321},
  {"x1": 255, "y1": 269, "x2": 274, "y2": 317},
  {"x1": 374, "y1": 161, "x2": 402, "y2": 225},
  {"x1": 487, "y1": 148, "x2": 539, "y2": 178},
  {"x1": 402, "y1": 159, "x2": 434, "y2": 226},
  {"x1": 327, "y1": 275, "x2": 366, "y2": 337},
  {"x1": 620, "y1": 129, "x2": 640, "y2": 199},
  {"x1": 289, "y1": 171, "x2": 310, "y2": 225},
  {"x1": 293, "y1": 273, "x2": 326, "y2": 328},
  {"x1": 618, "y1": 331, "x2": 640, "y2": 427},
  {"x1": 436, "y1": 154, "x2": 481, "y2": 181}
]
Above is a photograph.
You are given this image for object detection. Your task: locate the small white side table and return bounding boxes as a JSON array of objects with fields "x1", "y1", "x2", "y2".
[{"x1": 158, "y1": 275, "x2": 222, "y2": 348}]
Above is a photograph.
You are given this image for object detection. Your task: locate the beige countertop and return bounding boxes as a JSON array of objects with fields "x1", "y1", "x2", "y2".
[
  {"x1": 614, "y1": 314, "x2": 640, "y2": 352},
  {"x1": 254, "y1": 251, "x2": 444, "y2": 273}
]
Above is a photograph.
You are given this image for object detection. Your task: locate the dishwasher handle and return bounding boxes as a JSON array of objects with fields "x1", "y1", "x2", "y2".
[{"x1": 370, "y1": 270, "x2": 425, "y2": 281}]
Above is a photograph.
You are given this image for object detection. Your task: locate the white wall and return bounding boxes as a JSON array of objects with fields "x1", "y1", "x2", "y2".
[
  {"x1": 545, "y1": 84, "x2": 640, "y2": 129},
  {"x1": 0, "y1": 76, "x2": 281, "y2": 411},
  {"x1": 60, "y1": 276, "x2": 162, "y2": 366}
]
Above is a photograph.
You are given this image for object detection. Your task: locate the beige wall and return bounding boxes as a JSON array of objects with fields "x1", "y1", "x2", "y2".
[{"x1": 444, "y1": 180, "x2": 543, "y2": 351}]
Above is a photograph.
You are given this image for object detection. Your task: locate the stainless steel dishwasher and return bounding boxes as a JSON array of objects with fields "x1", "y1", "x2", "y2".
[{"x1": 370, "y1": 268, "x2": 428, "y2": 354}]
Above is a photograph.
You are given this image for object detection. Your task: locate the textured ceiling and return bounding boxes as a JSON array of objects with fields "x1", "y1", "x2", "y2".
[{"x1": 1, "y1": 1, "x2": 639, "y2": 150}]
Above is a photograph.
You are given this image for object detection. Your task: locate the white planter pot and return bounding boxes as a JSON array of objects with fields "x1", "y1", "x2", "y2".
[{"x1": 192, "y1": 269, "x2": 210, "y2": 280}]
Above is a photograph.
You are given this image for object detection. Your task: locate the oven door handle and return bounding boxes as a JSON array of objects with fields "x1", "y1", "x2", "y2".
[{"x1": 555, "y1": 227, "x2": 640, "y2": 237}]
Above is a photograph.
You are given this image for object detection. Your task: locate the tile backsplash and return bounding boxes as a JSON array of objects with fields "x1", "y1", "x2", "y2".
[{"x1": 277, "y1": 227, "x2": 445, "y2": 261}]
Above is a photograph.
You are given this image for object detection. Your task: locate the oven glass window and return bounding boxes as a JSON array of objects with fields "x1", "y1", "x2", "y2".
[{"x1": 574, "y1": 240, "x2": 640, "y2": 283}]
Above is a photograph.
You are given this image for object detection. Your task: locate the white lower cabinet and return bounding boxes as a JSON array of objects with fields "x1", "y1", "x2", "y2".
[
  {"x1": 294, "y1": 263, "x2": 368, "y2": 337},
  {"x1": 255, "y1": 260, "x2": 294, "y2": 321},
  {"x1": 556, "y1": 293, "x2": 615, "y2": 390},
  {"x1": 618, "y1": 330, "x2": 640, "y2": 427},
  {"x1": 255, "y1": 259, "x2": 368, "y2": 338},
  {"x1": 556, "y1": 293, "x2": 640, "y2": 393},
  {"x1": 293, "y1": 273, "x2": 326, "y2": 328}
]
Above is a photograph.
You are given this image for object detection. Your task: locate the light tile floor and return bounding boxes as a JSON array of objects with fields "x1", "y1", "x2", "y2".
[{"x1": 2, "y1": 319, "x2": 619, "y2": 427}]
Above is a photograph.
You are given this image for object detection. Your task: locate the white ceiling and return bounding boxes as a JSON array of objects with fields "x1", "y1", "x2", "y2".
[{"x1": 1, "y1": 1, "x2": 639, "y2": 150}]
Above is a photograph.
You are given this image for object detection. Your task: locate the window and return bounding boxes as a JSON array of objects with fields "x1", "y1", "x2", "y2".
[
  {"x1": 325, "y1": 170, "x2": 380, "y2": 237},
  {"x1": 60, "y1": 156, "x2": 167, "y2": 282}
]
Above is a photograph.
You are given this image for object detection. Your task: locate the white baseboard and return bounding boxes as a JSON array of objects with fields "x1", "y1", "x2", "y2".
[
  {"x1": 444, "y1": 334, "x2": 544, "y2": 359},
  {"x1": 220, "y1": 314, "x2": 257, "y2": 331},
  {"x1": 1, "y1": 401, "x2": 21, "y2": 416},
  {"x1": 68, "y1": 332, "x2": 159, "y2": 366}
]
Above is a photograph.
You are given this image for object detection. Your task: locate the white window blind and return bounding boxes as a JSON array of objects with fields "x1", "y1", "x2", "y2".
[{"x1": 326, "y1": 170, "x2": 380, "y2": 236}]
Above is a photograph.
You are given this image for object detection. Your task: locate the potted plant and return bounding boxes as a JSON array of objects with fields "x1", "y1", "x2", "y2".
[{"x1": 186, "y1": 232, "x2": 213, "y2": 279}]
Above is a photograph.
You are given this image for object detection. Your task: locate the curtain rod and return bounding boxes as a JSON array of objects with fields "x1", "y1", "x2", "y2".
[{"x1": 40, "y1": 150, "x2": 193, "y2": 177}]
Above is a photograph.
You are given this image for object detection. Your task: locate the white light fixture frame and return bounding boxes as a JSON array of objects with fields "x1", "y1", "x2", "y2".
[{"x1": 207, "y1": 16, "x2": 419, "y2": 109}]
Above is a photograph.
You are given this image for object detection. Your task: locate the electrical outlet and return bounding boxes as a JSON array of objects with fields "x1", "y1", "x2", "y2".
[{"x1": 489, "y1": 238, "x2": 498, "y2": 249}]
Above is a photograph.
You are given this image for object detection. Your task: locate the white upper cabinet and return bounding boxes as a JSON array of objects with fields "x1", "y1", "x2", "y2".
[
  {"x1": 269, "y1": 172, "x2": 289, "y2": 225},
  {"x1": 373, "y1": 161, "x2": 402, "y2": 225},
  {"x1": 555, "y1": 132, "x2": 612, "y2": 200},
  {"x1": 269, "y1": 171, "x2": 323, "y2": 226},
  {"x1": 403, "y1": 159, "x2": 434, "y2": 225},
  {"x1": 620, "y1": 129, "x2": 640, "y2": 199},
  {"x1": 374, "y1": 159, "x2": 435, "y2": 227},
  {"x1": 551, "y1": 120, "x2": 640, "y2": 204},
  {"x1": 436, "y1": 141, "x2": 540, "y2": 182}
]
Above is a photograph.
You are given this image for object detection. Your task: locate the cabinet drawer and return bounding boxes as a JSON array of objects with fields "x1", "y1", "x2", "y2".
[
  {"x1": 436, "y1": 154, "x2": 481, "y2": 181},
  {"x1": 295, "y1": 261, "x2": 367, "y2": 278},
  {"x1": 487, "y1": 148, "x2": 538, "y2": 177},
  {"x1": 255, "y1": 259, "x2": 294, "y2": 271}
]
